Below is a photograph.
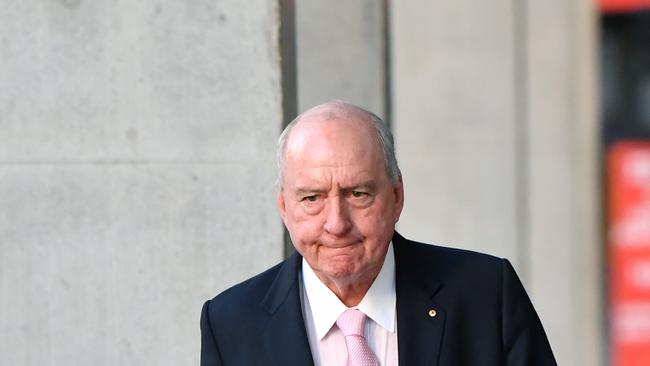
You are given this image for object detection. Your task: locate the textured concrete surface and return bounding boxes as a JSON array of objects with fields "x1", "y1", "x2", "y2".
[
  {"x1": 390, "y1": 1, "x2": 602, "y2": 365},
  {"x1": 0, "y1": 0, "x2": 604, "y2": 365},
  {"x1": 0, "y1": 1, "x2": 283, "y2": 365},
  {"x1": 296, "y1": 0, "x2": 386, "y2": 116},
  {"x1": 1, "y1": 0, "x2": 281, "y2": 162},
  {"x1": 390, "y1": 0, "x2": 519, "y2": 260},
  {"x1": 525, "y1": 1, "x2": 601, "y2": 365}
]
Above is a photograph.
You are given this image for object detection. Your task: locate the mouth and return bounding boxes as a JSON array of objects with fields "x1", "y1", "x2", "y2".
[{"x1": 318, "y1": 239, "x2": 362, "y2": 249}]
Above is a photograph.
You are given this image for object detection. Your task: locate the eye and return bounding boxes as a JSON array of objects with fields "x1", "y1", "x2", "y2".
[
  {"x1": 298, "y1": 193, "x2": 324, "y2": 214},
  {"x1": 301, "y1": 195, "x2": 318, "y2": 202},
  {"x1": 351, "y1": 191, "x2": 368, "y2": 198},
  {"x1": 347, "y1": 190, "x2": 373, "y2": 206}
]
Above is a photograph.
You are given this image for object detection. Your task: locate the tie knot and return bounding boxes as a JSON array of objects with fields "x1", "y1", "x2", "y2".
[{"x1": 336, "y1": 309, "x2": 367, "y2": 336}]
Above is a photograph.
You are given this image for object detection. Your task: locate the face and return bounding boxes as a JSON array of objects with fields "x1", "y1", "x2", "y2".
[{"x1": 277, "y1": 115, "x2": 404, "y2": 287}]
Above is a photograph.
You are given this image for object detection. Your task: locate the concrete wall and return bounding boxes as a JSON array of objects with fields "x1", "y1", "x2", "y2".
[
  {"x1": 525, "y1": 2, "x2": 602, "y2": 364},
  {"x1": 0, "y1": 1, "x2": 604, "y2": 365},
  {"x1": 295, "y1": 0, "x2": 387, "y2": 117},
  {"x1": 0, "y1": 1, "x2": 284, "y2": 365},
  {"x1": 390, "y1": 1, "x2": 602, "y2": 365}
]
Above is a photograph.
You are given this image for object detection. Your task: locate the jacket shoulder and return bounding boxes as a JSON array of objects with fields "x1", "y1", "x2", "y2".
[
  {"x1": 205, "y1": 257, "x2": 288, "y2": 314},
  {"x1": 201, "y1": 255, "x2": 302, "y2": 365},
  {"x1": 396, "y1": 235, "x2": 505, "y2": 278},
  {"x1": 394, "y1": 234, "x2": 514, "y2": 309}
]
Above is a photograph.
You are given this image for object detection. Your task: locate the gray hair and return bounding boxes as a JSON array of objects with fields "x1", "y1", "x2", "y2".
[{"x1": 277, "y1": 101, "x2": 401, "y2": 188}]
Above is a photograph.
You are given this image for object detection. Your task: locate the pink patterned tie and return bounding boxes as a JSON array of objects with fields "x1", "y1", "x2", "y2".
[{"x1": 336, "y1": 309, "x2": 380, "y2": 366}]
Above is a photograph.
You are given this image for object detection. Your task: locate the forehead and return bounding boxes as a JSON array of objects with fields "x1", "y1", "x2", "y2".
[
  {"x1": 287, "y1": 116, "x2": 377, "y2": 155},
  {"x1": 282, "y1": 117, "x2": 384, "y2": 180}
]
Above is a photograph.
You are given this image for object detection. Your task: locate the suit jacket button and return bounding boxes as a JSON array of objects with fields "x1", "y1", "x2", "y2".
[{"x1": 428, "y1": 309, "x2": 437, "y2": 317}]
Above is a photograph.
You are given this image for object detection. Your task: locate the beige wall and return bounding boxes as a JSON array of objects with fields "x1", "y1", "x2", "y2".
[
  {"x1": 0, "y1": 1, "x2": 603, "y2": 365},
  {"x1": 296, "y1": 0, "x2": 387, "y2": 116},
  {"x1": 0, "y1": 1, "x2": 284, "y2": 365},
  {"x1": 390, "y1": 1, "x2": 602, "y2": 365}
]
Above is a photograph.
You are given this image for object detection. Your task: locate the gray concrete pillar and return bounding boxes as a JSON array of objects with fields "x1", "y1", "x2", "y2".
[
  {"x1": 525, "y1": 1, "x2": 602, "y2": 365},
  {"x1": 390, "y1": 1, "x2": 602, "y2": 365},
  {"x1": 390, "y1": 0, "x2": 520, "y2": 260},
  {"x1": 295, "y1": 1, "x2": 387, "y2": 117},
  {"x1": 0, "y1": 1, "x2": 284, "y2": 365}
]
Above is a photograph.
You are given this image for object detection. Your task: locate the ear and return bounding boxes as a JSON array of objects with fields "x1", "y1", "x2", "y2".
[
  {"x1": 393, "y1": 176, "x2": 404, "y2": 222},
  {"x1": 277, "y1": 190, "x2": 287, "y2": 222}
]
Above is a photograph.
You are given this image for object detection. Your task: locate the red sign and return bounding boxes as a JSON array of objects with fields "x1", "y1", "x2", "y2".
[
  {"x1": 609, "y1": 141, "x2": 650, "y2": 366},
  {"x1": 599, "y1": 0, "x2": 650, "y2": 13}
]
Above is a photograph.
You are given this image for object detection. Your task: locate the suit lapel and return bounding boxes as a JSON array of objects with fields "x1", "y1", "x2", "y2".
[
  {"x1": 394, "y1": 233, "x2": 446, "y2": 366},
  {"x1": 261, "y1": 252, "x2": 315, "y2": 366}
]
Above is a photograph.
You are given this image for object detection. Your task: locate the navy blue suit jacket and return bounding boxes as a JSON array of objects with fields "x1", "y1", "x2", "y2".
[{"x1": 200, "y1": 232, "x2": 556, "y2": 365}]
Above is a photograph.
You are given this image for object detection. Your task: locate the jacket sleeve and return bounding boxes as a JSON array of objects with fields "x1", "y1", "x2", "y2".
[
  {"x1": 501, "y1": 258, "x2": 557, "y2": 366},
  {"x1": 200, "y1": 300, "x2": 224, "y2": 366}
]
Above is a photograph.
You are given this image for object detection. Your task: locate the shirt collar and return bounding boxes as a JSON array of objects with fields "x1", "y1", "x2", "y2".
[{"x1": 301, "y1": 242, "x2": 396, "y2": 340}]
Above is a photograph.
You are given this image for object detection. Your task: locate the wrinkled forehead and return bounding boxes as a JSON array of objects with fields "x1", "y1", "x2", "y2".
[
  {"x1": 278, "y1": 102, "x2": 391, "y2": 189},
  {"x1": 284, "y1": 115, "x2": 379, "y2": 162}
]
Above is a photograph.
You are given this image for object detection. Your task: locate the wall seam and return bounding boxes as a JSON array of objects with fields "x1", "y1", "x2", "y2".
[
  {"x1": 513, "y1": 0, "x2": 530, "y2": 282},
  {"x1": 279, "y1": 0, "x2": 297, "y2": 258}
]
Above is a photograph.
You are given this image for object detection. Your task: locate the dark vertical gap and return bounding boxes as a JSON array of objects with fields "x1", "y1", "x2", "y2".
[
  {"x1": 601, "y1": 20, "x2": 615, "y2": 362},
  {"x1": 601, "y1": 11, "x2": 650, "y2": 364},
  {"x1": 513, "y1": 0, "x2": 530, "y2": 281},
  {"x1": 382, "y1": 0, "x2": 393, "y2": 127},
  {"x1": 280, "y1": 0, "x2": 297, "y2": 258}
]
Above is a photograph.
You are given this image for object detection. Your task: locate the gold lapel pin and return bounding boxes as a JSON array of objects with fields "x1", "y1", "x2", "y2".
[{"x1": 428, "y1": 309, "x2": 437, "y2": 318}]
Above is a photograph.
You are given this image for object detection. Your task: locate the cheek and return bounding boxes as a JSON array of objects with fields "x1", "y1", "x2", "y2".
[
  {"x1": 355, "y1": 205, "x2": 389, "y2": 226},
  {"x1": 287, "y1": 208, "x2": 324, "y2": 239},
  {"x1": 350, "y1": 206, "x2": 396, "y2": 242}
]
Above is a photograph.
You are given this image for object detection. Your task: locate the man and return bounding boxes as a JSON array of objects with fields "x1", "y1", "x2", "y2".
[{"x1": 201, "y1": 101, "x2": 556, "y2": 365}]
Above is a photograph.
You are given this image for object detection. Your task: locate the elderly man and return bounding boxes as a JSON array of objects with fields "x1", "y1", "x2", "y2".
[{"x1": 200, "y1": 101, "x2": 556, "y2": 366}]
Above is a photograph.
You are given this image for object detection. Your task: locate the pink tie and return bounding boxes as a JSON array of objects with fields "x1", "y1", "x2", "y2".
[{"x1": 336, "y1": 309, "x2": 380, "y2": 366}]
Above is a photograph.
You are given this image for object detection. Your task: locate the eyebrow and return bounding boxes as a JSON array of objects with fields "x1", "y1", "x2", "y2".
[
  {"x1": 293, "y1": 181, "x2": 377, "y2": 196},
  {"x1": 343, "y1": 181, "x2": 377, "y2": 191},
  {"x1": 294, "y1": 187, "x2": 326, "y2": 196}
]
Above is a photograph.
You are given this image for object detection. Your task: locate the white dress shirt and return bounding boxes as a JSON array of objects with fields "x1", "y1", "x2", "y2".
[{"x1": 300, "y1": 242, "x2": 399, "y2": 366}]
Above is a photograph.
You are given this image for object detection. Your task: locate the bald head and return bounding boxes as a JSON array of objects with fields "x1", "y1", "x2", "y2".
[
  {"x1": 277, "y1": 101, "x2": 401, "y2": 188},
  {"x1": 291, "y1": 100, "x2": 375, "y2": 127}
]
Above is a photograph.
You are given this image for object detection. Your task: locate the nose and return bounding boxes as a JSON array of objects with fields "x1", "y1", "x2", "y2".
[{"x1": 323, "y1": 196, "x2": 352, "y2": 236}]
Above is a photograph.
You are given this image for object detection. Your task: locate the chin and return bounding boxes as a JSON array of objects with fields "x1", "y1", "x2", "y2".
[{"x1": 321, "y1": 261, "x2": 361, "y2": 279}]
